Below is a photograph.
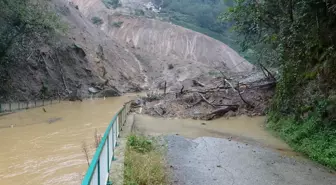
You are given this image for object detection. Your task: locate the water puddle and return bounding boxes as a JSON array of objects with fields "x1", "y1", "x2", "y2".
[
  {"x1": 0, "y1": 95, "x2": 134, "y2": 185},
  {"x1": 133, "y1": 115, "x2": 299, "y2": 157}
]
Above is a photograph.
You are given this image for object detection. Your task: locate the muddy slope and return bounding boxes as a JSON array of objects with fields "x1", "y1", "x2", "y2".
[
  {"x1": 71, "y1": 0, "x2": 254, "y2": 88},
  {"x1": 106, "y1": 15, "x2": 252, "y2": 73},
  {"x1": 2, "y1": 0, "x2": 146, "y2": 101}
]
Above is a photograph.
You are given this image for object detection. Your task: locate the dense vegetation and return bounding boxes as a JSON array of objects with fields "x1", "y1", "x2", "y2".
[
  {"x1": 224, "y1": 0, "x2": 336, "y2": 169},
  {"x1": 0, "y1": 0, "x2": 64, "y2": 97},
  {"x1": 153, "y1": 0, "x2": 239, "y2": 51}
]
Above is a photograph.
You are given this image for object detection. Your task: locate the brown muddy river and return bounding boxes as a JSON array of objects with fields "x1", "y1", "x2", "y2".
[
  {"x1": 0, "y1": 96, "x2": 134, "y2": 185},
  {"x1": 0, "y1": 95, "x2": 295, "y2": 185}
]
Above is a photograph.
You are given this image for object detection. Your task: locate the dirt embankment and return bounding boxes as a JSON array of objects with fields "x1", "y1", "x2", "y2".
[{"x1": 2, "y1": 0, "x2": 146, "y2": 101}]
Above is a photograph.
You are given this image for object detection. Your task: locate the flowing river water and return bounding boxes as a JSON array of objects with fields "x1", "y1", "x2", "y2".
[
  {"x1": 0, "y1": 96, "x2": 134, "y2": 185},
  {"x1": 0, "y1": 95, "x2": 296, "y2": 185}
]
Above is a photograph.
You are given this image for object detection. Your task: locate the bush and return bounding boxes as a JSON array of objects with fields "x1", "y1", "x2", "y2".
[
  {"x1": 91, "y1": 16, "x2": 103, "y2": 25},
  {"x1": 111, "y1": 21, "x2": 123, "y2": 28},
  {"x1": 134, "y1": 9, "x2": 145, "y2": 16},
  {"x1": 102, "y1": 0, "x2": 121, "y2": 9},
  {"x1": 168, "y1": 64, "x2": 174, "y2": 70},
  {"x1": 127, "y1": 135, "x2": 153, "y2": 153}
]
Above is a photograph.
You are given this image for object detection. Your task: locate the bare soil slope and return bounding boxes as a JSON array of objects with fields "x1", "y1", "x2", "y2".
[
  {"x1": 71, "y1": 0, "x2": 254, "y2": 89},
  {"x1": 2, "y1": 0, "x2": 146, "y2": 101}
]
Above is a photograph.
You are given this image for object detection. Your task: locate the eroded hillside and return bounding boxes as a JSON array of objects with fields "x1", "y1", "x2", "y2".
[
  {"x1": 1, "y1": 0, "x2": 254, "y2": 101},
  {"x1": 1, "y1": 0, "x2": 146, "y2": 101},
  {"x1": 72, "y1": 0, "x2": 254, "y2": 89}
]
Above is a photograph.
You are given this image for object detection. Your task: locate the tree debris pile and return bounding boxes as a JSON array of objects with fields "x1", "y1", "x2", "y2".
[{"x1": 135, "y1": 73, "x2": 276, "y2": 120}]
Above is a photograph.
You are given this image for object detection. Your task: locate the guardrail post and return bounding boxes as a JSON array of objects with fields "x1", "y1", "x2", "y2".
[
  {"x1": 0, "y1": 103, "x2": 2, "y2": 113},
  {"x1": 97, "y1": 159, "x2": 100, "y2": 185},
  {"x1": 112, "y1": 124, "x2": 117, "y2": 161},
  {"x1": 42, "y1": 99, "x2": 44, "y2": 106},
  {"x1": 26, "y1": 101, "x2": 29, "y2": 109},
  {"x1": 9, "y1": 103, "x2": 11, "y2": 112},
  {"x1": 107, "y1": 135, "x2": 109, "y2": 170}
]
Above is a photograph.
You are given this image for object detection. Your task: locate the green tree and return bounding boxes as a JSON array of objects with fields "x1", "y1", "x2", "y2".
[
  {"x1": 0, "y1": 0, "x2": 65, "y2": 96},
  {"x1": 223, "y1": 0, "x2": 336, "y2": 169},
  {"x1": 0, "y1": 0, "x2": 64, "y2": 62}
]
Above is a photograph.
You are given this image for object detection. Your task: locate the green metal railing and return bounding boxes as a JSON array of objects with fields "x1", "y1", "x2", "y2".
[{"x1": 81, "y1": 101, "x2": 131, "y2": 185}]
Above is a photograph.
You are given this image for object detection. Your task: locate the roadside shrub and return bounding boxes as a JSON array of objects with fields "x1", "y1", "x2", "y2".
[
  {"x1": 134, "y1": 9, "x2": 145, "y2": 16},
  {"x1": 102, "y1": 0, "x2": 121, "y2": 9},
  {"x1": 111, "y1": 21, "x2": 123, "y2": 28},
  {"x1": 127, "y1": 135, "x2": 153, "y2": 153},
  {"x1": 91, "y1": 16, "x2": 103, "y2": 25},
  {"x1": 267, "y1": 112, "x2": 336, "y2": 170},
  {"x1": 168, "y1": 64, "x2": 174, "y2": 70}
]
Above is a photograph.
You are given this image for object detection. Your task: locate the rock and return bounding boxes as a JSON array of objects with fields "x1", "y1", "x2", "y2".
[
  {"x1": 133, "y1": 98, "x2": 144, "y2": 106},
  {"x1": 95, "y1": 87, "x2": 121, "y2": 97},
  {"x1": 88, "y1": 87, "x2": 99, "y2": 94}
]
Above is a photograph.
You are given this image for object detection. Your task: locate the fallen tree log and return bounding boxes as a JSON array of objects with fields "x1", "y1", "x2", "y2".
[
  {"x1": 192, "y1": 80, "x2": 205, "y2": 87},
  {"x1": 198, "y1": 93, "x2": 216, "y2": 108},
  {"x1": 202, "y1": 106, "x2": 239, "y2": 120}
]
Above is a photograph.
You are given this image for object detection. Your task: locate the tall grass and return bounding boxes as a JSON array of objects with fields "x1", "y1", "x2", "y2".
[{"x1": 124, "y1": 135, "x2": 168, "y2": 185}]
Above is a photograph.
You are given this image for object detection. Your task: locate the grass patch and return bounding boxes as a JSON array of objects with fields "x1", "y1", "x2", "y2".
[
  {"x1": 124, "y1": 135, "x2": 168, "y2": 185},
  {"x1": 267, "y1": 113, "x2": 336, "y2": 170}
]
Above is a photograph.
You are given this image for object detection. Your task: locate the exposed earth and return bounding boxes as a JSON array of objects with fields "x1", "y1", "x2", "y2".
[{"x1": 3, "y1": 0, "x2": 253, "y2": 102}]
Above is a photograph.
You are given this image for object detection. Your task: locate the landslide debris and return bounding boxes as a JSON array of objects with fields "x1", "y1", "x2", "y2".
[{"x1": 133, "y1": 71, "x2": 276, "y2": 120}]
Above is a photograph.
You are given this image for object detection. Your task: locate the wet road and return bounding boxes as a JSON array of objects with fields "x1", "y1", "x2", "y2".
[
  {"x1": 166, "y1": 136, "x2": 335, "y2": 185},
  {"x1": 132, "y1": 114, "x2": 335, "y2": 185}
]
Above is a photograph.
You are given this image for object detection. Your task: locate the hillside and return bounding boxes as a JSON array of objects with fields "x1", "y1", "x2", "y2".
[
  {"x1": 72, "y1": 0, "x2": 253, "y2": 88},
  {"x1": 0, "y1": 0, "x2": 147, "y2": 101},
  {"x1": 0, "y1": 0, "x2": 253, "y2": 101}
]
